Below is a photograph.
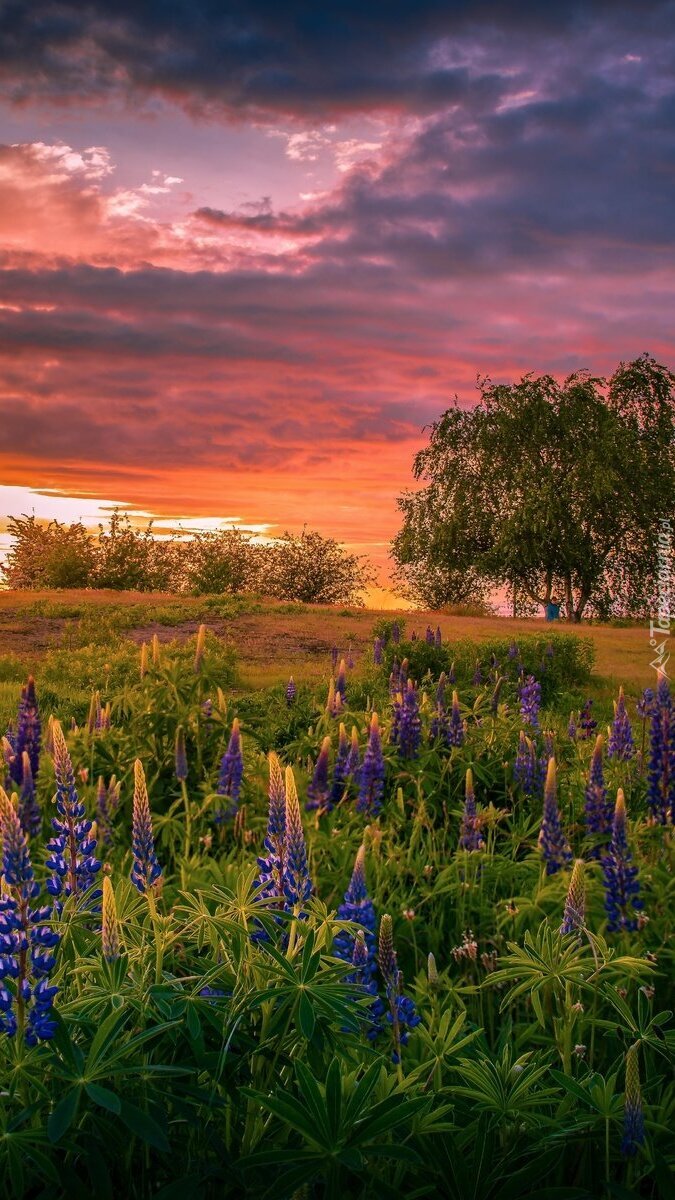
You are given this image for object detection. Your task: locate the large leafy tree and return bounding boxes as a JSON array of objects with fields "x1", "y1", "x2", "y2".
[{"x1": 392, "y1": 355, "x2": 675, "y2": 621}]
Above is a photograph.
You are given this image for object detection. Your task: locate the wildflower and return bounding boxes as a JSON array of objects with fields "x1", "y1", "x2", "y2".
[
  {"x1": 329, "y1": 724, "x2": 351, "y2": 808},
  {"x1": 567, "y1": 711, "x2": 577, "y2": 740},
  {"x1": 584, "y1": 735, "x2": 612, "y2": 852},
  {"x1": 46, "y1": 722, "x2": 101, "y2": 901},
  {"x1": 253, "y1": 753, "x2": 286, "y2": 917},
  {"x1": 647, "y1": 672, "x2": 674, "y2": 823},
  {"x1": 411, "y1": 630, "x2": 418, "y2": 642},
  {"x1": 573, "y1": 1044, "x2": 587, "y2": 1059},
  {"x1": 448, "y1": 660, "x2": 456, "y2": 684},
  {"x1": 507, "y1": 641, "x2": 520, "y2": 661},
  {"x1": 451, "y1": 930, "x2": 478, "y2": 962},
  {"x1": 427, "y1": 952, "x2": 439, "y2": 987},
  {"x1": 425, "y1": 626, "x2": 434, "y2": 645},
  {"x1": 193, "y1": 624, "x2": 206, "y2": 672},
  {"x1": 514, "y1": 731, "x2": 537, "y2": 795},
  {"x1": 602, "y1": 789, "x2": 643, "y2": 933},
  {"x1": 608, "y1": 687, "x2": 635, "y2": 761},
  {"x1": 459, "y1": 768, "x2": 484, "y2": 851},
  {"x1": 283, "y1": 766, "x2": 312, "y2": 907},
  {"x1": 346, "y1": 725, "x2": 360, "y2": 776},
  {"x1": 285, "y1": 676, "x2": 296, "y2": 706},
  {"x1": 216, "y1": 718, "x2": 244, "y2": 820},
  {"x1": 447, "y1": 690, "x2": 464, "y2": 748},
  {"x1": 151, "y1": 633, "x2": 160, "y2": 665},
  {"x1": 621, "y1": 1043, "x2": 645, "y2": 1158},
  {"x1": 140, "y1": 642, "x2": 148, "y2": 679},
  {"x1": 490, "y1": 676, "x2": 505, "y2": 715},
  {"x1": 130, "y1": 759, "x2": 162, "y2": 894},
  {"x1": 391, "y1": 622, "x2": 401, "y2": 644},
  {"x1": 335, "y1": 659, "x2": 347, "y2": 700},
  {"x1": 18, "y1": 751, "x2": 40, "y2": 839},
  {"x1": 101, "y1": 876, "x2": 121, "y2": 961},
  {"x1": 96, "y1": 775, "x2": 121, "y2": 845},
  {"x1": 388, "y1": 660, "x2": 401, "y2": 697},
  {"x1": 357, "y1": 713, "x2": 385, "y2": 816},
  {"x1": 578, "y1": 699, "x2": 597, "y2": 739},
  {"x1": 435, "y1": 626, "x2": 442, "y2": 647},
  {"x1": 481, "y1": 950, "x2": 498, "y2": 973},
  {"x1": 430, "y1": 672, "x2": 447, "y2": 743},
  {"x1": 306, "y1": 736, "x2": 331, "y2": 812},
  {"x1": 9, "y1": 676, "x2": 41, "y2": 786},
  {"x1": 373, "y1": 638, "x2": 383, "y2": 665},
  {"x1": 636, "y1": 688, "x2": 655, "y2": 720},
  {"x1": 394, "y1": 680, "x2": 421, "y2": 760},
  {"x1": 472, "y1": 661, "x2": 483, "y2": 686},
  {"x1": 333, "y1": 845, "x2": 376, "y2": 976},
  {"x1": 560, "y1": 859, "x2": 586, "y2": 935},
  {"x1": 539, "y1": 759, "x2": 572, "y2": 875},
  {"x1": 519, "y1": 675, "x2": 541, "y2": 730},
  {"x1": 174, "y1": 725, "x2": 188, "y2": 783},
  {"x1": 377, "y1": 915, "x2": 420, "y2": 1063}
]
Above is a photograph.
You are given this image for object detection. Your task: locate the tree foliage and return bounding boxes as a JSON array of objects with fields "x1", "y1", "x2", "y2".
[{"x1": 392, "y1": 354, "x2": 675, "y2": 620}]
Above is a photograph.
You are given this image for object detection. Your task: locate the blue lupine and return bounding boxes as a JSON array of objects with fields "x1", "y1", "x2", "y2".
[
  {"x1": 560, "y1": 859, "x2": 585, "y2": 935},
  {"x1": 434, "y1": 626, "x2": 442, "y2": 647},
  {"x1": 538, "y1": 759, "x2": 572, "y2": 875},
  {"x1": 514, "y1": 731, "x2": 537, "y2": 795},
  {"x1": 472, "y1": 661, "x2": 483, "y2": 686},
  {"x1": 447, "y1": 690, "x2": 464, "y2": 748},
  {"x1": 394, "y1": 680, "x2": 421, "y2": 760},
  {"x1": 347, "y1": 725, "x2": 360, "y2": 777},
  {"x1": 507, "y1": 641, "x2": 520, "y2": 661},
  {"x1": 373, "y1": 638, "x2": 383, "y2": 665},
  {"x1": 430, "y1": 672, "x2": 447, "y2": 743},
  {"x1": 18, "y1": 751, "x2": 41, "y2": 839},
  {"x1": 96, "y1": 775, "x2": 121, "y2": 846},
  {"x1": 602, "y1": 789, "x2": 643, "y2": 933},
  {"x1": 425, "y1": 626, "x2": 434, "y2": 645},
  {"x1": 216, "y1": 718, "x2": 244, "y2": 821},
  {"x1": 333, "y1": 845, "x2": 377, "y2": 977},
  {"x1": 306, "y1": 736, "x2": 331, "y2": 812},
  {"x1": 567, "y1": 712, "x2": 577, "y2": 740},
  {"x1": 448, "y1": 661, "x2": 456, "y2": 684},
  {"x1": 46, "y1": 722, "x2": 101, "y2": 902},
  {"x1": 252, "y1": 753, "x2": 287, "y2": 942},
  {"x1": 9, "y1": 676, "x2": 41, "y2": 787},
  {"x1": 335, "y1": 658, "x2": 347, "y2": 700},
  {"x1": 283, "y1": 766, "x2": 312, "y2": 907},
  {"x1": 636, "y1": 688, "x2": 655, "y2": 720},
  {"x1": 608, "y1": 687, "x2": 635, "y2": 761},
  {"x1": 459, "y1": 768, "x2": 484, "y2": 851},
  {"x1": 388, "y1": 658, "x2": 401, "y2": 698},
  {"x1": 519, "y1": 675, "x2": 541, "y2": 730},
  {"x1": 647, "y1": 673, "x2": 674, "y2": 823},
  {"x1": 578, "y1": 698, "x2": 597, "y2": 740},
  {"x1": 378, "y1": 915, "x2": 420, "y2": 1063},
  {"x1": 584, "y1": 735, "x2": 612, "y2": 854},
  {"x1": 391, "y1": 622, "x2": 401, "y2": 645},
  {"x1": 329, "y1": 724, "x2": 351, "y2": 808},
  {"x1": 621, "y1": 1044, "x2": 645, "y2": 1158},
  {"x1": 357, "y1": 713, "x2": 385, "y2": 817},
  {"x1": 285, "y1": 676, "x2": 296, "y2": 706},
  {"x1": 130, "y1": 759, "x2": 162, "y2": 894}
]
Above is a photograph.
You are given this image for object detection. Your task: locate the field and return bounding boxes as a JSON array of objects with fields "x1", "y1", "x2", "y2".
[{"x1": 0, "y1": 591, "x2": 672, "y2": 1198}]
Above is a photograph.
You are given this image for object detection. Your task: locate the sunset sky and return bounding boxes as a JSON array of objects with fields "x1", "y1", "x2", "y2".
[{"x1": 1, "y1": 1, "x2": 674, "y2": 590}]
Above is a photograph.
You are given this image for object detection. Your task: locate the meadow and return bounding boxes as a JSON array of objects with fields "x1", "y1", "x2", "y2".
[{"x1": 0, "y1": 594, "x2": 672, "y2": 1198}]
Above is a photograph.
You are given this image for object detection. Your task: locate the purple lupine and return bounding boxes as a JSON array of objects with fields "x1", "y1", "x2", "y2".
[
  {"x1": 538, "y1": 759, "x2": 572, "y2": 875},
  {"x1": 373, "y1": 638, "x2": 383, "y2": 665},
  {"x1": 395, "y1": 680, "x2": 421, "y2": 760},
  {"x1": 253, "y1": 752, "x2": 286, "y2": 923},
  {"x1": 514, "y1": 731, "x2": 537, "y2": 795},
  {"x1": 430, "y1": 672, "x2": 447, "y2": 743},
  {"x1": 519, "y1": 675, "x2": 541, "y2": 730},
  {"x1": 391, "y1": 622, "x2": 401, "y2": 645},
  {"x1": 608, "y1": 687, "x2": 635, "y2": 761},
  {"x1": 46, "y1": 723, "x2": 101, "y2": 902},
  {"x1": 448, "y1": 661, "x2": 456, "y2": 684},
  {"x1": 447, "y1": 690, "x2": 464, "y2": 747},
  {"x1": 602, "y1": 789, "x2": 643, "y2": 933},
  {"x1": 388, "y1": 658, "x2": 401, "y2": 697},
  {"x1": 9, "y1": 676, "x2": 41, "y2": 787},
  {"x1": 333, "y1": 845, "x2": 377, "y2": 976},
  {"x1": 0, "y1": 796, "x2": 59, "y2": 1044},
  {"x1": 329, "y1": 724, "x2": 351, "y2": 808},
  {"x1": 18, "y1": 751, "x2": 41, "y2": 839},
  {"x1": 458, "y1": 768, "x2": 484, "y2": 851},
  {"x1": 306, "y1": 736, "x2": 332, "y2": 812},
  {"x1": 216, "y1": 718, "x2": 244, "y2": 822},
  {"x1": 283, "y1": 767, "x2": 312, "y2": 908},
  {"x1": 621, "y1": 1044, "x2": 645, "y2": 1158},
  {"x1": 647, "y1": 673, "x2": 674, "y2": 823},
  {"x1": 472, "y1": 661, "x2": 483, "y2": 687},
  {"x1": 410, "y1": 630, "x2": 418, "y2": 642},
  {"x1": 584, "y1": 735, "x2": 612, "y2": 853},
  {"x1": 285, "y1": 676, "x2": 297, "y2": 706},
  {"x1": 567, "y1": 712, "x2": 577, "y2": 741},
  {"x1": 490, "y1": 676, "x2": 505, "y2": 715},
  {"x1": 357, "y1": 712, "x2": 385, "y2": 816},
  {"x1": 335, "y1": 658, "x2": 347, "y2": 701},
  {"x1": 425, "y1": 626, "x2": 434, "y2": 645},
  {"x1": 578, "y1": 699, "x2": 597, "y2": 740},
  {"x1": 130, "y1": 759, "x2": 162, "y2": 894},
  {"x1": 636, "y1": 688, "x2": 655, "y2": 720},
  {"x1": 96, "y1": 775, "x2": 121, "y2": 846},
  {"x1": 507, "y1": 641, "x2": 520, "y2": 661},
  {"x1": 434, "y1": 626, "x2": 442, "y2": 647},
  {"x1": 377, "y1": 915, "x2": 420, "y2": 1064},
  {"x1": 560, "y1": 859, "x2": 585, "y2": 936},
  {"x1": 347, "y1": 725, "x2": 360, "y2": 777}
]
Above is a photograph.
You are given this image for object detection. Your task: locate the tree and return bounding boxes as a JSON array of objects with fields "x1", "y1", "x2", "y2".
[
  {"x1": 2, "y1": 515, "x2": 95, "y2": 589},
  {"x1": 265, "y1": 528, "x2": 375, "y2": 606},
  {"x1": 181, "y1": 529, "x2": 263, "y2": 595},
  {"x1": 392, "y1": 355, "x2": 675, "y2": 621}
]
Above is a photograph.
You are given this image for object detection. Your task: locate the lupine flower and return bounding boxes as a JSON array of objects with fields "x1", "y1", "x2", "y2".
[
  {"x1": 395, "y1": 680, "x2": 421, "y2": 760},
  {"x1": 140, "y1": 642, "x2": 148, "y2": 679},
  {"x1": 174, "y1": 725, "x2": 188, "y2": 783},
  {"x1": 333, "y1": 845, "x2": 377, "y2": 976},
  {"x1": 636, "y1": 688, "x2": 655, "y2": 720},
  {"x1": 430, "y1": 672, "x2": 447, "y2": 742},
  {"x1": 0, "y1": 791, "x2": 59, "y2": 1043},
  {"x1": 18, "y1": 751, "x2": 40, "y2": 839},
  {"x1": 567, "y1": 712, "x2": 577, "y2": 740},
  {"x1": 578, "y1": 699, "x2": 597, "y2": 739},
  {"x1": 373, "y1": 638, "x2": 383, "y2": 665},
  {"x1": 410, "y1": 630, "x2": 418, "y2": 642},
  {"x1": 427, "y1": 952, "x2": 439, "y2": 987},
  {"x1": 508, "y1": 641, "x2": 520, "y2": 661},
  {"x1": 519, "y1": 675, "x2": 541, "y2": 730},
  {"x1": 377, "y1": 915, "x2": 420, "y2": 1063},
  {"x1": 391, "y1": 622, "x2": 401, "y2": 644},
  {"x1": 447, "y1": 691, "x2": 464, "y2": 747},
  {"x1": 255, "y1": 752, "x2": 286, "y2": 900},
  {"x1": 96, "y1": 775, "x2": 121, "y2": 845},
  {"x1": 285, "y1": 676, "x2": 297, "y2": 706},
  {"x1": 490, "y1": 676, "x2": 505, "y2": 715},
  {"x1": 560, "y1": 859, "x2": 585, "y2": 935},
  {"x1": 335, "y1": 658, "x2": 347, "y2": 700},
  {"x1": 539, "y1": 759, "x2": 572, "y2": 875},
  {"x1": 193, "y1": 624, "x2": 206, "y2": 672},
  {"x1": 130, "y1": 759, "x2": 162, "y2": 894},
  {"x1": 448, "y1": 661, "x2": 456, "y2": 684},
  {"x1": 329, "y1": 724, "x2": 351, "y2": 808},
  {"x1": 434, "y1": 626, "x2": 442, "y2": 647},
  {"x1": 306, "y1": 736, "x2": 331, "y2": 812},
  {"x1": 388, "y1": 659, "x2": 401, "y2": 697},
  {"x1": 151, "y1": 633, "x2": 160, "y2": 666},
  {"x1": 10, "y1": 676, "x2": 41, "y2": 786},
  {"x1": 647, "y1": 673, "x2": 673, "y2": 823},
  {"x1": 621, "y1": 1043, "x2": 645, "y2": 1157},
  {"x1": 602, "y1": 789, "x2": 643, "y2": 933},
  {"x1": 608, "y1": 687, "x2": 635, "y2": 760},
  {"x1": 216, "y1": 718, "x2": 244, "y2": 821},
  {"x1": 584, "y1": 735, "x2": 612, "y2": 853},
  {"x1": 425, "y1": 626, "x2": 434, "y2": 645},
  {"x1": 459, "y1": 768, "x2": 484, "y2": 851},
  {"x1": 472, "y1": 661, "x2": 483, "y2": 686},
  {"x1": 514, "y1": 731, "x2": 537, "y2": 795},
  {"x1": 46, "y1": 722, "x2": 101, "y2": 902},
  {"x1": 283, "y1": 766, "x2": 312, "y2": 907},
  {"x1": 347, "y1": 725, "x2": 360, "y2": 776},
  {"x1": 101, "y1": 876, "x2": 121, "y2": 961},
  {"x1": 357, "y1": 712, "x2": 385, "y2": 816},
  {"x1": 326, "y1": 677, "x2": 337, "y2": 715}
]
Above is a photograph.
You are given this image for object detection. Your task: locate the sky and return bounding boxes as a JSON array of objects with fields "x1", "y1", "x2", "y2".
[{"x1": 0, "y1": 1, "x2": 674, "y2": 596}]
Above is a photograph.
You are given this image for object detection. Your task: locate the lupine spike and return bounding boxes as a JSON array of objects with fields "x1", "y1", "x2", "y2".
[
  {"x1": 47, "y1": 722, "x2": 101, "y2": 901},
  {"x1": 560, "y1": 859, "x2": 586, "y2": 935},
  {"x1": 151, "y1": 633, "x2": 160, "y2": 665},
  {"x1": 584, "y1": 734, "x2": 612, "y2": 852},
  {"x1": 194, "y1": 624, "x2": 206, "y2": 672},
  {"x1": 448, "y1": 690, "x2": 464, "y2": 747},
  {"x1": 334, "y1": 844, "x2": 377, "y2": 976},
  {"x1": 101, "y1": 876, "x2": 121, "y2": 961},
  {"x1": 602, "y1": 789, "x2": 643, "y2": 933},
  {"x1": 336, "y1": 659, "x2": 347, "y2": 698},
  {"x1": 215, "y1": 718, "x2": 244, "y2": 821},
  {"x1": 347, "y1": 725, "x2": 360, "y2": 775},
  {"x1": 459, "y1": 767, "x2": 484, "y2": 851},
  {"x1": 647, "y1": 673, "x2": 673, "y2": 823},
  {"x1": 130, "y1": 759, "x2": 162, "y2": 894},
  {"x1": 519, "y1": 675, "x2": 541, "y2": 729},
  {"x1": 283, "y1": 766, "x2": 312, "y2": 906},
  {"x1": 140, "y1": 642, "x2": 148, "y2": 680},
  {"x1": 539, "y1": 758, "x2": 572, "y2": 875},
  {"x1": 326, "y1": 678, "x2": 336, "y2": 715},
  {"x1": 357, "y1": 712, "x2": 385, "y2": 816},
  {"x1": 373, "y1": 637, "x2": 383, "y2": 665},
  {"x1": 621, "y1": 1043, "x2": 645, "y2": 1157},
  {"x1": 306, "y1": 736, "x2": 331, "y2": 812},
  {"x1": 377, "y1": 914, "x2": 397, "y2": 988},
  {"x1": 18, "y1": 750, "x2": 40, "y2": 839},
  {"x1": 86, "y1": 692, "x2": 97, "y2": 735},
  {"x1": 427, "y1": 952, "x2": 439, "y2": 986},
  {"x1": 609, "y1": 687, "x2": 635, "y2": 760},
  {"x1": 285, "y1": 676, "x2": 296, "y2": 706}
]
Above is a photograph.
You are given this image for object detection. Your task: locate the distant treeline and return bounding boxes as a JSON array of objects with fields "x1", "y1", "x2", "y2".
[{"x1": 1, "y1": 512, "x2": 375, "y2": 606}]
